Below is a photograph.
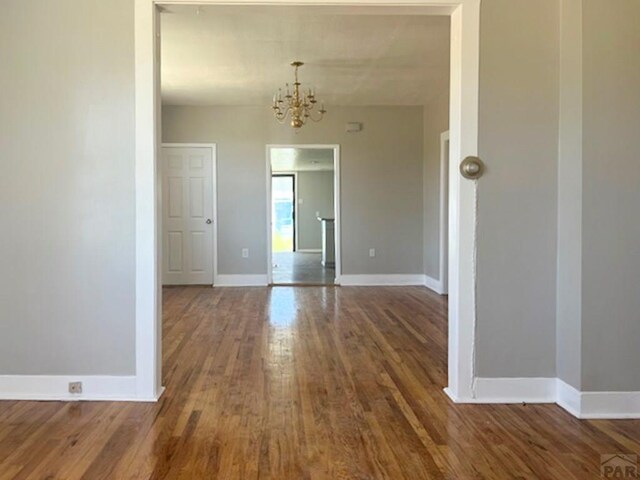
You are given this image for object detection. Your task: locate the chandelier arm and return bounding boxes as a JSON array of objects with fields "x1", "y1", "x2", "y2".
[
  {"x1": 309, "y1": 110, "x2": 325, "y2": 123},
  {"x1": 277, "y1": 107, "x2": 291, "y2": 120}
]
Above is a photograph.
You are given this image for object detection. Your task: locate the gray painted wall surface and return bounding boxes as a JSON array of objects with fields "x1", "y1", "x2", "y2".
[
  {"x1": 0, "y1": 0, "x2": 135, "y2": 375},
  {"x1": 476, "y1": 0, "x2": 559, "y2": 378},
  {"x1": 296, "y1": 171, "x2": 334, "y2": 251},
  {"x1": 556, "y1": 0, "x2": 583, "y2": 389},
  {"x1": 162, "y1": 106, "x2": 424, "y2": 276},
  {"x1": 581, "y1": 0, "x2": 640, "y2": 392}
]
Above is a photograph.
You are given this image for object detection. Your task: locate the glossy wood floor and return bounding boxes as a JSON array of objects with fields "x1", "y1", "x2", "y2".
[
  {"x1": 1, "y1": 286, "x2": 639, "y2": 479},
  {"x1": 272, "y1": 252, "x2": 335, "y2": 285}
]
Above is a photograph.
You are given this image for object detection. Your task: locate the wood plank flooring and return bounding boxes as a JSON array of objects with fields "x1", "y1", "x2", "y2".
[
  {"x1": 272, "y1": 252, "x2": 335, "y2": 285},
  {"x1": 0, "y1": 286, "x2": 639, "y2": 479}
]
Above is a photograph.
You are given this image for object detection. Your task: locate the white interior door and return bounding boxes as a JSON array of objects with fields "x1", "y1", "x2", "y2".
[{"x1": 162, "y1": 146, "x2": 214, "y2": 285}]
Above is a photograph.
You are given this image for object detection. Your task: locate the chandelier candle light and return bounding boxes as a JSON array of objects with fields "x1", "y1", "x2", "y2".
[{"x1": 272, "y1": 61, "x2": 326, "y2": 130}]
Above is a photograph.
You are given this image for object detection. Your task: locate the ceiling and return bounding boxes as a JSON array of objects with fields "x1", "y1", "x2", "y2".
[
  {"x1": 160, "y1": 6, "x2": 450, "y2": 106},
  {"x1": 270, "y1": 148, "x2": 334, "y2": 172}
]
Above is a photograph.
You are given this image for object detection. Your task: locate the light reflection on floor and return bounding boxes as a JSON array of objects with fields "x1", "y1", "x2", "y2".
[
  {"x1": 267, "y1": 288, "x2": 298, "y2": 376},
  {"x1": 267, "y1": 287, "x2": 299, "y2": 328}
]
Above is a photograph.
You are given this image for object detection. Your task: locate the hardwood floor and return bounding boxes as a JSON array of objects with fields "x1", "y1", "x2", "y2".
[
  {"x1": 272, "y1": 252, "x2": 335, "y2": 285},
  {"x1": 0, "y1": 286, "x2": 638, "y2": 479}
]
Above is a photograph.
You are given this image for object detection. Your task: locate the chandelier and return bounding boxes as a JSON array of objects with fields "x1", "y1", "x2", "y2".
[{"x1": 272, "y1": 61, "x2": 326, "y2": 130}]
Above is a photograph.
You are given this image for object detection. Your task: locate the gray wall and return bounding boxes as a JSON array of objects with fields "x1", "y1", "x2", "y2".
[
  {"x1": 557, "y1": 0, "x2": 583, "y2": 389},
  {"x1": 476, "y1": 0, "x2": 559, "y2": 378},
  {"x1": 581, "y1": 0, "x2": 640, "y2": 392},
  {"x1": 3, "y1": 0, "x2": 639, "y2": 395},
  {"x1": 162, "y1": 106, "x2": 425, "y2": 276},
  {"x1": 423, "y1": 92, "x2": 450, "y2": 280},
  {"x1": 0, "y1": 0, "x2": 135, "y2": 375},
  {"x1": 296, "y1": 171, "x2": 334, "y2": 251}
]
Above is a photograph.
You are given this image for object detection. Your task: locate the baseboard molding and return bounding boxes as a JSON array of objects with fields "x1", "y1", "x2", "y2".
[
  {"x1": 448, "y1": 377, "x2": 640, "y2": 419},
  {"x1": 557, "y1": 380, "x2": 640, "y2": 419},
  {"x1": 0, "y1": 375, "x2": 159, "y2": 402},
  {"x1": 339, "y1": 274, "x2": 425, "y2": 286},
  {"x1": 423, "y1": 275, "x2": 445, "y2": 294},
  {"x1": 214, "y1": 274, "x2": 268, "y2": 287},
  {"x1": 296, "y1": 249, "x2": 321, "y2": 253},
  {"x1": 556, "y1": 379, "x2": 582, "y2": 417},
  {"x1": 471, "y1": 377, "x2": 557, "y2": 403}
]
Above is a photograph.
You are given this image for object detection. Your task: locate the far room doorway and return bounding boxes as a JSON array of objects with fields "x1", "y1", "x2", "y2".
[{"x1": 267, "y1": 145, "x2": 340, "y2": 285}]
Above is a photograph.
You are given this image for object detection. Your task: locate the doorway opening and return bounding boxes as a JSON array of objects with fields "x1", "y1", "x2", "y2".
[
  {"x1": 267, "y1": 145, "x2": 340, "y2": 286},
  {"x1": 136, "y1": 0, "x2": 480, "y2": 402}
]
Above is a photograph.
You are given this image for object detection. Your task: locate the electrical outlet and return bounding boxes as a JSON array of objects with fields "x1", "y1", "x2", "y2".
[
  {"x1": 369, "y1": 248, "x2": 376, "y2": 258},
  {"x1": 68, "y1": 382, "x2": 82, "y2": 394},
  {"x1": 242, "y1": 248, "x2": 249, "y2": 258}
]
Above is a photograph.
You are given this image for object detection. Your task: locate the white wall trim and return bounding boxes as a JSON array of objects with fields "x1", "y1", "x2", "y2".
[
  {"x1": 446, "y1": 0, "x2": 481, "y2": 403},
  {"x1": 136, "y1": 0, "x2": 479, "y2": 406},
  {"x1": 557, "y1": 379, "x2": 640, "y2": 419},
  {"x1": 135, "y1": 0, "x2": 162, "y2": 402},
  {"x1": 214, "y1": 274, "x2": 268, "y2": 287},
  {"x1": 297, "y1": 249, "x2": 322, "y2": 253},
  {"x1": 463, "y1": 377, "x2": 558, "y2": 404},
  {"x1": 449, "y1": 378, "x2": 640, "y2": 419},
  {"x1": 439, "y1": 131, "x2": 450, "y2": 295},
  {"x1": 0, "y1": 375, "x2": 162, "y2": 402},
  {"x1": 424, "y1": 275, "x2": 445, "y2": 294},
  {"x1": 340, "y1": 274, "x2": 425, "y2": 286},
  {"x1": 556, "y1": 378, "x2": 582, "y2": 416}
]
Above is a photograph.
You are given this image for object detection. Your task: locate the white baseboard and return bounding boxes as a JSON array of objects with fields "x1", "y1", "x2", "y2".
[
  {"x1": 447, "y1": 377, "x2": 640, "y2": 419},
  {"x1": 557, "y1": 379, "x2": 640, "y2": 419},
  {"x1": 424, "y1": 275, "x2": 445, "y2": 294},
  {"x1": 0, "y1": 375, "x2": 159, "y2": 402},
  {"x1": 214, "y1": 274, "x2": 268, "y2": 287},
  {"x1": 470, "y1": 377, "x2": 557, "y2": 403},
  {"x1": 339, "y1": 274, "x2": 425, "y2": 286},
  {"x1": 296, "y1": 249, "x2": 321, "y2": 253},
  {"x1": 556, "y1": 379, "x2": 582, "y2": 417}
]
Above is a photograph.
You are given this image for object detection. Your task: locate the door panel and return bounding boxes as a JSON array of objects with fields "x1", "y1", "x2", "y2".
[
  {"x1": 167, "y1": 177, "x2": 183, "y2": 218},
  {"x1": 162, "y1": 146, "x2": 214, "y2": 285},
  {"x1": 189, "y1": 177, "x2": 204, "y2": 217},
  {"x1": 167, "y1": 232, "x2": 183, "y2": 273},
  {"x1": 190, "y1": 232, "x2": 206, "y2": 272}
]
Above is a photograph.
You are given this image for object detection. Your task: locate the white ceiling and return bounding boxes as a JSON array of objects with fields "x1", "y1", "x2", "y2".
[
  {"x1": 160, "y1": 6, "x2": 450, "y2": 106},
  {"x1": 270, "y1": 148, "x2": 334, "y2": 172}
]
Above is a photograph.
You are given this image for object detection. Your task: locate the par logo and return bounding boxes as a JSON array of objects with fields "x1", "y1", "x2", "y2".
[{"x1": 601, "y1": 454, "x2": 638, "y2": 478}]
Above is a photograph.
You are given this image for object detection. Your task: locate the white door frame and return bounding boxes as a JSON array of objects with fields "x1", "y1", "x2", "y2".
[
  {"x1": 161, "y1": 143, "x2": 218, "y2": 286},
  {"x1": 135, "y1": 0, "x2": 480, "y2": 403},
  {"x1": 439, "y1": 131, "x2": 450, "y2": 295},
  {"x1": 266, "y1": 144, "x2": 342, "y2": 285}
]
